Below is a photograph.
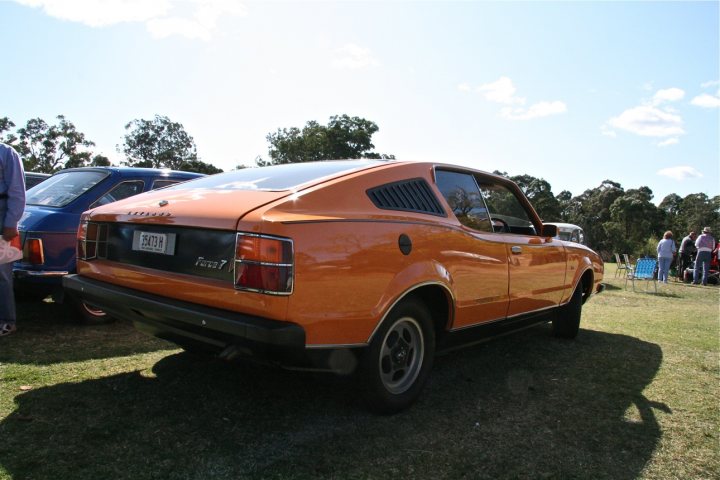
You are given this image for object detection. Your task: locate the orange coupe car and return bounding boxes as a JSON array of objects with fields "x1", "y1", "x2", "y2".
[{"x1": 64, "y1": 160, "x2": 604, "y2": 412}]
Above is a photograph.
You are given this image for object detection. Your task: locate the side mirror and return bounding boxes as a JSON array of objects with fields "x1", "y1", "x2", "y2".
[{"x1": 542, "y1": 224, "x2": 558, "y2": 238}]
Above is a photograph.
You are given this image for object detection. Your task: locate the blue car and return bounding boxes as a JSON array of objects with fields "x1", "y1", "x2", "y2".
[{"x1": 14, "y1": 166, "x2": 204, "y2": 322}]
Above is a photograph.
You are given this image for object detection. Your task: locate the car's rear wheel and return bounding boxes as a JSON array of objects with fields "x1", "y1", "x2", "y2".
[
  {"x1": 62, "y1": 296, "x2": 115, "y2": 325},
  {"x1": 359, "y1": 298, "x2": 435, "y2": 414},
  {"x1": 552, "y1": 284, "x2": 583, "y2": 339},
  {"x1": 78, "y1": 301, "x2": 114, "y2": 324}
]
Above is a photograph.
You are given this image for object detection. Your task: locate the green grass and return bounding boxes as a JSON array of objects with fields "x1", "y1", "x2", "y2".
[{"x1": 1, "y1": 268, "x2": 718, "y2": 479}]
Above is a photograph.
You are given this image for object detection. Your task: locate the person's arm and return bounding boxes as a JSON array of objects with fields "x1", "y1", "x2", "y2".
[{"x1": 1, "y1": 146, "x2": 26, "y2": 241}]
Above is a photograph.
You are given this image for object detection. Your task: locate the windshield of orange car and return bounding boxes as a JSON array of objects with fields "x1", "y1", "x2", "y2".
[
  {"x1": 163, "y1": 160, "x2": 383, "y2": 192},
  {"x1": 26, "y1": 171, "x2": 110, "y2": 207}
]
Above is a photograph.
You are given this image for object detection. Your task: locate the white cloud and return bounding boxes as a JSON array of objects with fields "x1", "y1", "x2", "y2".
[
  {"x1": 13, "y1": 0, "x2": 246, "y2": 40},
  {"x1": 461, "y1": 76, "x2": 566, "y2": 121},
  {"x1": 14, "y1": 0, "x2": 170, "y2": 26},
  {"x1": 333, "y1": 44, "x2": 380, "y2": 69},
  {"x1": 691, "y1": 92, "x2": 720, "y2": 108},
  {"x1": 657, "y1": 137, "x2": 679, "y2": 147},
  {"x1": 657, "y1": 166, "x2": 703, "y2": 181},
  {"x1": 476, "y1": 76, "x2": 525, "y2": 105},
  {"x1": 701, "y1": 80, "x2": 720, "y2": 88},
  {"x1": 606, "y1": 105, "x2": 684, "y2": 138},
  {"x1": 652, "y1": 87, "x2": 685, "y2": 105},
  {"x1": 147, "y1": 17, "x2": 209, "y2": 41},
  {"x1": 601, "y1": 125, "x2": 617, "y2": 138},
  {"x1": 500, "y1": 101, "x2": 568, "y2": 121}
]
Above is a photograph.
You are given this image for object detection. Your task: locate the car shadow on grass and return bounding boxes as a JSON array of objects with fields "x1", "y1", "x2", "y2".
[
  {"x1": 0, "y1": 300, "x2": 178, "y2": 364},
  {"x1": 0, "y1": 325, "x2": 666, "y2": 480}
]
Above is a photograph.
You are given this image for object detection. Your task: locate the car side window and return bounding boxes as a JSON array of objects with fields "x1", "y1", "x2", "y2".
[
  {"x1": 435, "y1": 170, "x2": 493, "y2": 232},
  {"x1": 477, "y1": 182, "x2": 537, "y2": 235},
  {"x1": 152, "y1": 180, "x2": 181, "y2": 189},
  {"x1": 90, "y1": 180, "x2": 144, "y2": 209}
]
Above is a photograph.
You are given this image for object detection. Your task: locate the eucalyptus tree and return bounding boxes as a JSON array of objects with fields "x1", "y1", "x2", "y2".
[
  {"x1": 121, "y1": 115, "x2": 220, "y2": 174},
  {"x1": 11, "y1": 115, "x2": 94, "y2": 173},
  {"x1": 258, "y1": 114, "x2": 394, "y2": 166}
]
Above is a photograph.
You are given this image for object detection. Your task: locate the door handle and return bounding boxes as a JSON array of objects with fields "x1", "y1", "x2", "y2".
[{"x1": 511, "y1": 246, "x2": 522, "y2": 255}]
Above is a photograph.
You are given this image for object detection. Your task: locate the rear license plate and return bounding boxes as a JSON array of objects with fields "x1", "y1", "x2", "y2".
[{"x1": 132, "y1": 231, "x2": 176, "y2": 255}]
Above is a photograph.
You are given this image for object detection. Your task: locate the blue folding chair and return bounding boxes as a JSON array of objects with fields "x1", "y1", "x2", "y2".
[{"x1": 625, "y1": 258, "x2": 657, "y2": 293}]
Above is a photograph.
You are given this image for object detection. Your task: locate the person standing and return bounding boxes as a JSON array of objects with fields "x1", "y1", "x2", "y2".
[
  {"x1": 693, "y1": 227, "x2": 716, "y2": 286},
  {"x1": 656, "y1": 231, "x2": 676, "y2": 284},
  {"x1": 677, "y1": 231, "x2": 697, "y2": 281},
  {"x1": 0, "y1": 143, "x2": 25, "y2": 337}
]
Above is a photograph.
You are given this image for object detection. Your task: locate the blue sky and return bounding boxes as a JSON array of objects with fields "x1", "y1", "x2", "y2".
[{"x1": 1, "y1": 0, "x2": 718, "y2": 205}]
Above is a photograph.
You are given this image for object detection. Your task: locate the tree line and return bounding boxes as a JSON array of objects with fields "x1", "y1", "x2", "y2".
[
  {"x1": 507, "y1": 175, "x2": 719, "y2": 259},
  {"x1": 0, "y1": 115, "x2": 222, "y2": 175},
  {"x1": 1, "y1": 113, "x2": 717, "y2": 259}
]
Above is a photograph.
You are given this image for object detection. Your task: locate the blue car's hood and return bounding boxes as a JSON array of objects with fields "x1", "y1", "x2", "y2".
[{"x1": 18, "y1": 205, "x2": 82, "y2": 234}]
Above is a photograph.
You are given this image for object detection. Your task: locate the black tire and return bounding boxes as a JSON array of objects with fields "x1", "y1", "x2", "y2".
[
  {"x1": 63, "y1": 296, "x2": 115, "y2": 325},
  {"x1": 359, "y1": 298, "x2": 435, "y2": 414},
  {"x1": 552, "y1": 285, "x2": 583, "y2": 339},
  {"x1": 77, "y1": 300, "x2": 114, "y2": 324}
]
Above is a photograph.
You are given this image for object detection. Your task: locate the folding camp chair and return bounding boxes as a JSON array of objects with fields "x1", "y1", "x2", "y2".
[
  {"x1": 625, "y1": 258, "x2": 657, "y2": 293},
  {"x1": 623, "y1": 254, "x2": 633, "y2": 273},
  {"x1": 614, "y1": 253, "x2": 631, "y2": 278}
]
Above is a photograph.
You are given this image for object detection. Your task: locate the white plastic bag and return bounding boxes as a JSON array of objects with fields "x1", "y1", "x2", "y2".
[{"x1": 0, "y1": 237, "x2": 23, "y2": 264}]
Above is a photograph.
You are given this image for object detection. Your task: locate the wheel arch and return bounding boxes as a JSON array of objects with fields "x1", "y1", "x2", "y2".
[
  {"x1": 579, "y1": 267, "x2": 594, "y2": 304},
  {"x1": 367, "y1": 282, "x2": 454, "y2": 345}
]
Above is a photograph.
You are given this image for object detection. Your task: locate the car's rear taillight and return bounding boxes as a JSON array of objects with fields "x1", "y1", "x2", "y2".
[
  {"x1": 77, "y1": 219, "x2": 108, "y2": 260},
  {"x1": 23, "y1": 238, "x2": 45, "y2": 265},
  {"x1": 234, "y1": 233, "x2": 293, "y2": 295}
]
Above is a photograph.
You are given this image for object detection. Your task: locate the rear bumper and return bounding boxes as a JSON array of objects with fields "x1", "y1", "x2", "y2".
[
  {"x1": 14, "y1": 269, "x2": 69, "y2": 278},
  {"x1": 13, "y1": 269, "x2": 67, "y2": 297},
  {"x1": 63, "y1": 274, "x2": 313, "y2": 366}
]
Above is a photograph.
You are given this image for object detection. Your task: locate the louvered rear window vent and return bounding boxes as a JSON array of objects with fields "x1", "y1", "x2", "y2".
[{"x1": 367, "y1": 178, "x2": 446, "y2": 216}]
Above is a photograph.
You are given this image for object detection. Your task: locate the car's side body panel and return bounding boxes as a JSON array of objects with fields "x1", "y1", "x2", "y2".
[{"x1": 505, "y1": 237, "x2": 567, "y2": 316}]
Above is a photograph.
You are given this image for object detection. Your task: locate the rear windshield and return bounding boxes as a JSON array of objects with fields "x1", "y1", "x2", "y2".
[
  {"x1": 26, "y1": 171, "x2": 109, "y2": 207},
  {"x1": 165, "y1": 160, "x2": 383, "y2": 192}
]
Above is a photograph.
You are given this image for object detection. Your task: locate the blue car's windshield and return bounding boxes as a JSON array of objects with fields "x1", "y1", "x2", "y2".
[{"x1": 26, "y1": 171, "x2": 109, "y2": 207}]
